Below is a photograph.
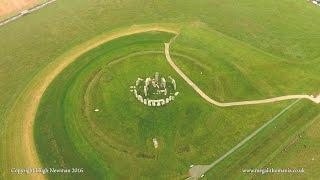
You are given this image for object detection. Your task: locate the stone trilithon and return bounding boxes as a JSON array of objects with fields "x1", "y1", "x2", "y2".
[{"x1": 130, "y1": 72, "x2": 179, "y2": 107}]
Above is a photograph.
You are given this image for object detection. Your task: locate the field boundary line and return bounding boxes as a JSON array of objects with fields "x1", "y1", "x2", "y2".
[
  {"x1": 0, "y1": 0, "x2": 57, "y2": 27},
  {"x1": 256, "y1": 112, "x2": 320, "y2": 170},
  {"x1": 164, "y1": 38, "x2": 320, "y2": 106},
  {"x1": 186, "y1": 99, "x2": 301, "y2": 179}
]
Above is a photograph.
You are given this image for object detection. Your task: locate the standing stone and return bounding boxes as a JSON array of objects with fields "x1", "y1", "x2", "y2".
[
  {"x1": 168, "y1": 76, "x2": 176, "y2": 90},
  {"x1": 134, "y1": 89, "x2": 138, "y2": 97},
  {"x1": 145, "y1": 77, "x2": 151, "y2": 86},
  {"x1": 138, "y1": 95, "x2": 143, "y2": 103},
  {"x1": 172, "y1": 79, "x2": 176, "y2": 90},
  {"x1": 161, "y1": 77, "x2": 166, "y2": 88},
  {"x1": 155, "y1": 72, "x2": 159, "y2": 83},
  {"x1": 166, "y1": 98, "x2": 170, "y2": 103},
  {"x1": 144, "y1": 86, "x2": 148, "y2": 96}
]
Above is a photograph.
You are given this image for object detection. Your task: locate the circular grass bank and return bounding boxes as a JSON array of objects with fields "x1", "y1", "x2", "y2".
[{"x1": 34, "y1": 31, "x2": 293, "y2": 179}]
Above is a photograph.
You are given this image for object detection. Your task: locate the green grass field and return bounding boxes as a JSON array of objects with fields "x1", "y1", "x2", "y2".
[
  {"x1": 263, "y1": 112, "x2": 320, "y2": 179},
  {"x1": 32, "y1": 31, "x2": 282, "y2": 178},
  {"x1": 1, "y1": 0, "x2": 320, "y2": 179}
]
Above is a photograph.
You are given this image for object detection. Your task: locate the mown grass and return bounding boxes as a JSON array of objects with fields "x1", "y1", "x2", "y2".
[
  {"x1": 206, "y1": 101, "x2": 320, "y2": 179},
  {"x1": 1, "y1": 0, "x2": 320, "y2": 118},
  {"x1": 260, "y1": 111, "x2": 320, "y2": 179},
  {"x1": 169, "y1": 26, "x2": 320, "y2": 179},
  {"x1": 1, "y1": 0, "x2": 320, "y2": 179},
  {"x1": 34, "y1": 32, "x2": 295, "y2": 179},
  {"x1": 171, "y1": 26, "x2": 320, "y2": 102}
]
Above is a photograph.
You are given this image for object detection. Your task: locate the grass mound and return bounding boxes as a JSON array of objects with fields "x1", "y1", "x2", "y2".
[{"x1": 34, "y1": 31, "x2": 301, "y2": 179}]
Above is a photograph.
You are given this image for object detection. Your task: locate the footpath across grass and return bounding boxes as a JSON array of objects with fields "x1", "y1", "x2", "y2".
[{"x1": 34, "y1": 31, "x2": 294, "y2": 179}]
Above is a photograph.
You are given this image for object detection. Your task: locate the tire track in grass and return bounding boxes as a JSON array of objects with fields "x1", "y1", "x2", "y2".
[{"x1": 186, "y1": 99, "x2": 301, "y2": 179}]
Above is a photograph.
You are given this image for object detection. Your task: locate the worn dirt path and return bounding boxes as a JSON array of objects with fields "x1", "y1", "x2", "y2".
[
  {"x1": 3, "y1": 25, "x2": 318, "y2": 180},
  {"x1": 164, "y1": 37, "x2": 319, "y2": 179},
  {"x1": 2, "y1": 25, "x2": 178, "y2": 180},
  {"x1": 164, "y1": 40, "x2": 320, "y2": 107}
]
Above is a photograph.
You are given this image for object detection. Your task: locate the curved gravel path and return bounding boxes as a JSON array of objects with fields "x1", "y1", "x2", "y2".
[
  {"x1": 163, "y1": 37, "x2": 319, "y2": 179},
  {"x1": 164, "y1": 40, "x2": 320, "y2": 107}
]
